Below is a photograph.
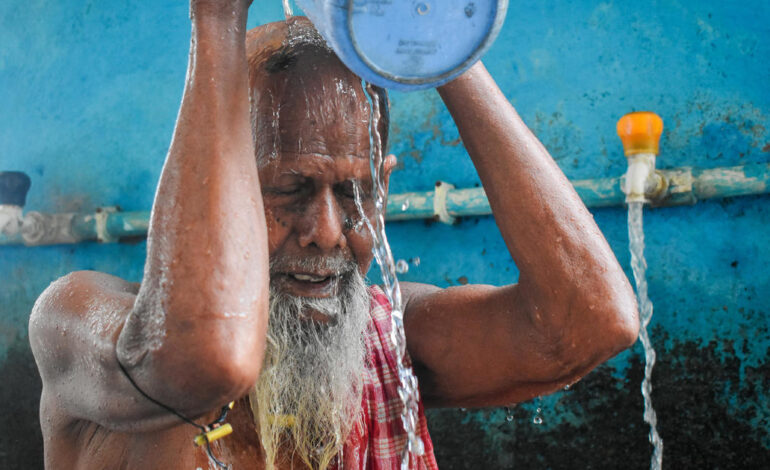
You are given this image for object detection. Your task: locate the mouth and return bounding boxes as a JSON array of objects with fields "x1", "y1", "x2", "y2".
[
  {"x1": 289, "y1": 273, "x2": 332, "y2": 283},
  {"x1": 274, "y1": 271, "x2": 346, "y2": 298}
]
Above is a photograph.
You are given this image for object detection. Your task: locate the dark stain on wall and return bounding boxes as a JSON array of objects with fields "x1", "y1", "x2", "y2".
[
  {"x1": 1, "y1": 333, "x2": 768, "y2": 468},
  {"x1": 427, "y1": 334, "x2": 769, "y2": 469},
  {"x1": 0, "y1": 338, "x2": 43, "y2": 469}
]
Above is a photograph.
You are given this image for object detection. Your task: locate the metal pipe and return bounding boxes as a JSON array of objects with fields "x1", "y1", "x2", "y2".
[{"x1": 1, "y1": 163, "x2": 768, "y2": 246}]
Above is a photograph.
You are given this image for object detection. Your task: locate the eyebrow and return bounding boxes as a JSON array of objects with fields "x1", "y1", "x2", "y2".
[{"x1": 271, "y1": 153, "x2": 372, "y2": 181}]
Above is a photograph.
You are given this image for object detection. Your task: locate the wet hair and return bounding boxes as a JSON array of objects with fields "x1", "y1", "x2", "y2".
[{"x1": 247, "y1": 18, "x2": 390, "y2": 155}]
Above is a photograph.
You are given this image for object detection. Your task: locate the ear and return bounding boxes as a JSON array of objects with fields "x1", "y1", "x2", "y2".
[
  {"x1": 383, "y1": 154, "x2": 398, "y2": 190},
  {"x1": 384, "y1": 154, "x2": 398, "y2": 177}
]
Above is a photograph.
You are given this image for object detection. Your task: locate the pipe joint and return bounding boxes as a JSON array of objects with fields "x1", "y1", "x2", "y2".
[
  {"x1": 20, "y1": 211, "x2": 79, "y2": 246},
  {"x1": 622, "y1": 153, "x2": 667, "y2": 204},
  {"x1": 0, "y1": 205, "x2": 24, "y2": 237}
]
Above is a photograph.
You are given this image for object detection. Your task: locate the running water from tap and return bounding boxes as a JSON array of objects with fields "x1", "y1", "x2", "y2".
[
  {"x1": 352, "y1": 81, "x2": 425, "y2": 468},
  {"x1": 628, "y1": 201, "x2": 664, "y2": 470}
]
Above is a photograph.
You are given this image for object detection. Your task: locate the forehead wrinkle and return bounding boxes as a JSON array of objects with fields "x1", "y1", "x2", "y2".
[
  {"x1": 277, "y1": 93, "x2": 369, "y2": 158},
  {"x1": 271, "y1": 153, "x2": 371, "y2": 183},
  {"x1": 252, "y1": 50, "x2": 382, "y2": 167}
]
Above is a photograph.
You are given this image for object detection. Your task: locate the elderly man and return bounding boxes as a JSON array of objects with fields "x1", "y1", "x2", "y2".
[{"x1": 29, "y1": 1, "x2": 639, "y2": 469}]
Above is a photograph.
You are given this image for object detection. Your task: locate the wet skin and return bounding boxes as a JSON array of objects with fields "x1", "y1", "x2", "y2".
[{"x1": 29, "y1": 1, "x2": 640, "y2": 469}]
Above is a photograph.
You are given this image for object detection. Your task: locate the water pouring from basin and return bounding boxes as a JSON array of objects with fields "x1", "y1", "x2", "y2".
[{"x1": 352, "y1": 82, "x2": 425, "y2": 467}]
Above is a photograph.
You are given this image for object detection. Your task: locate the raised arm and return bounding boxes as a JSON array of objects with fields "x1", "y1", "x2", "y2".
[
  {"x1": 29, "y1": 0, "x2": 269, "y2": 431},
  {"x1": 403, "y1": 62, "x2": 639, "y2": 407}
]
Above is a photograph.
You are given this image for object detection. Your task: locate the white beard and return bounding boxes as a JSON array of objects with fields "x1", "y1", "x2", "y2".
[{"x1": 249, "y1": 257, "x2": 370, "y2": 470}]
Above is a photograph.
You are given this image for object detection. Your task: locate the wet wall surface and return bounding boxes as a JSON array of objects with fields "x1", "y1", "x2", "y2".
[{"x1": 1, "y1": 1, "x2": 768, "y2": 468}]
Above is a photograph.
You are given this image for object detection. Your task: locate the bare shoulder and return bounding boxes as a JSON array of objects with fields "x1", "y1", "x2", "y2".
[
  {"x1": 400, "y1": 280, "x2": 502, "y2": 315},
  {"x1": 29, "y1": 270, "x2": 138, "y2": 397},
  {"x1": 38, "y1": 270, "x2": 139, "y2": 301},
  {"x1": 30, "y1": 270, "x2": 137, "y2": 343},
  {"x1": 32, "y1": 270, "x2": 138, "y2": 320},
  {"x1": 399, "y1": 281, "x2": 440, "y2": 307}
]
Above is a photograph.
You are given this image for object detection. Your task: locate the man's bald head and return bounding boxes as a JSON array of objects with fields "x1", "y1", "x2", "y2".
[{"x1": 246, "y1": 17, "x2": 389, "y2": 166}]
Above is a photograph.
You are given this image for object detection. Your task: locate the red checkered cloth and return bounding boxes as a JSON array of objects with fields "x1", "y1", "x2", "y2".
[{"x1": 334, "y1": 285, "x2": 439, "y2": 470}]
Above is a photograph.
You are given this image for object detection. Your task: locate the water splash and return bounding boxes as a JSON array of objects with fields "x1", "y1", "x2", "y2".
[
  {"x1": 532, "y1": 407, "x2": 543, "y2": 425},
  {"x1": 531, "y1": 397, "x2": 544, "y2": 425},
  {"x1": 628, "y1": 201, "x2": 664, "y2": 470},
  {"x1": 395, "y1": 259, "x2": 409, "y2": 274},
  {"x1": 353, "y1": 82, "x2": 424, "y2": 468}
]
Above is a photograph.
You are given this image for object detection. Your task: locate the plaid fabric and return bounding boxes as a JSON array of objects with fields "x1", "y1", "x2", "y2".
[{"x1": 335, "y1": 286, "x2": 439, "y2": 470}]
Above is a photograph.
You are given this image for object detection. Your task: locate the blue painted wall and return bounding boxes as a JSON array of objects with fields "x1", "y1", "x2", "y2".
[{"x1": 1, "y1": 1, "x2": 768, "y2": 467}]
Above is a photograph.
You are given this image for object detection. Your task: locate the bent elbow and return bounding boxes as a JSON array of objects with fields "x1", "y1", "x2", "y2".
[
  {"x1": 192, "y1": 344, "x2": 264, "y2": 410},
  {"x1": 566, "y1": 280, "x2": 640, "y2": 365},
  {"x1": 598, "y1": 284, "x2": 640, "y2": 357},
  {"x1": 118, "y1": 296, "x2": 268, "y2": 416},
  {"x1": 612, "y1": 302, "x2": 640, "y2": 352}
]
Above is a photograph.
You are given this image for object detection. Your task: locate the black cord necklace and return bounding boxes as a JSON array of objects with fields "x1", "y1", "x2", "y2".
[{"x1": 116, "y1": 356, "x2": 234, "y2": 469}]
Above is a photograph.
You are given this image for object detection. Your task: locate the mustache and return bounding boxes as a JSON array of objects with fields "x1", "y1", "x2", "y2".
[{"x1": 269, "y1": 254, "x2": 357, "y2": 275}]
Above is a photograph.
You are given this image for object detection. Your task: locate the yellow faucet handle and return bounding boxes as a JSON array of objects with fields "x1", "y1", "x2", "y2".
[{"x1": 616, "y1": 111, "x2": 664, "y2": 156}]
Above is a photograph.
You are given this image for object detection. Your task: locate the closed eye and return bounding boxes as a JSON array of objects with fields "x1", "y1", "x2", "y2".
[
  {"x1": 264, "y1": 177, "x2": 312, "y2": 197},
  {"x1": 267, "y1": 185, "x2": 304, "y2": 195},
  {"x1": 335, "y1": 180, "x2": 358, "y2": 199},
  {"x1": 338, "y1": 179, "x2": 374, "y2": 201}
]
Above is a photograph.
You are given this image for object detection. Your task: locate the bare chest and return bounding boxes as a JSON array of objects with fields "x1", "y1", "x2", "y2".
[{"x1": 44, "y1": 402, "x2": 309, "y2": 470}]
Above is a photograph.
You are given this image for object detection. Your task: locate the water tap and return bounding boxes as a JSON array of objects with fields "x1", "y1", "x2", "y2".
[{"x1": 617, "y1": 112, "x2": 666, "y2": 203}]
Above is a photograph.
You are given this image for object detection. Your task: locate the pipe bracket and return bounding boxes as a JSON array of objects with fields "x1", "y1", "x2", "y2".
[
  {"x1": 95, "y1": 206, "x2": 119, "y2": 243},
  {"x1": 433, "y1": 181, "x2": 456, "y2": 224}
]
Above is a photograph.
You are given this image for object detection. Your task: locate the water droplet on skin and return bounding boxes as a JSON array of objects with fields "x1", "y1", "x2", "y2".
[{"x1": 396, "y1": 259, "x2": 409, "y2": 274}]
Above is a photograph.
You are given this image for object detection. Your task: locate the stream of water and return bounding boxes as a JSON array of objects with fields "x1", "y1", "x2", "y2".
[
  {"x1": 353, "y1": 82, "x2": 425, "y2": 468},
  {"x1": 628, "y1": 201, "x2": 664, "y2": 470},
  {"x1": 277, "y1": 3, "x2": 422, "y2": 463}
]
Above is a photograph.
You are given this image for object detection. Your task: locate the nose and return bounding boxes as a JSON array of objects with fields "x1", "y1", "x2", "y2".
[{"x1": 297, "y1": 185, "x2": 348, "y2": 251}]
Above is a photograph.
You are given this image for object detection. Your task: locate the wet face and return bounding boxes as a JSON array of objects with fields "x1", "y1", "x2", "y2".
[
  {"x1": 255, "y1": 56, "x2": 395, "y2": 316},
  {"x1": 246, "y1": 21, "x2": 397, "y2": 466}
]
